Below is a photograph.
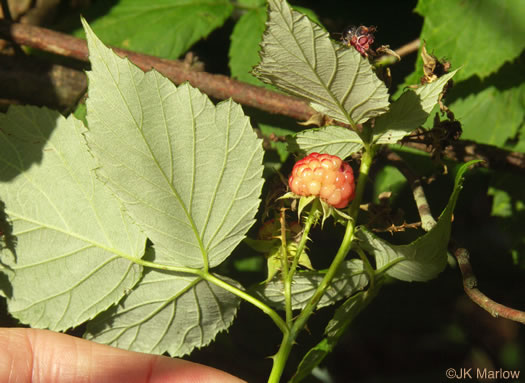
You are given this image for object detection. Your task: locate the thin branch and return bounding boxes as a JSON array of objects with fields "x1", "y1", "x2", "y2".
[
  {"x1": 0, "y1": 54, "x2": 86, "y2": 111},
  {"x1": 384, "y1": 149, "x2": 436, "y2": 231},
  {"x1": 450, "y1": 242, "x2": 525, "y2": 325},
  {"x1": 386, "y1": 148, "x2": 525, "y2": 325},
  {"x1": 394, "y1": 38, "x2": 421, "y2": 57},
  {"x1": 402, "y1": 139, "x2": 525, "y2": 174},
  {"x1": 375, "y1": 38, "x2": 420, "y2": 66},
  {"x1": 1, "y1": 20, "x2": 525, "y2": 174},
  {"x1": 0, "y1": 19, "x2": 313, "y2": 121}
]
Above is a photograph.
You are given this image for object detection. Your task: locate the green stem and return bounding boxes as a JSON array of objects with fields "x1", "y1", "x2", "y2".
[
  {"x1": 118, "y1": 254, "x2": 199, "y2": 274},
  {"x1": 268, "y1": 331, "x2": 294, "y2": 383},
  {"x1": 201, "y1": 272, "x2": 289, "y2": 336},
  {"x1": 121, "y1": 254, "x2": 289, "y2": 336},
  {"x1": 288, "y1": 199, "x2": 319, "y2": 282},
  {"x1": 279, "y1": 206, "x2": 293, "y2": 325},
  {"x1": 268, "y1": 146, "x2": 376, "y2": 382},
  {"x1": 293, "y1": 147, "x2": 374, "y2": 332},
  {"x1": 291, "y1": 211, "x2": 356, "y2": 335},
  {"x1": 282, "y1": 199, "x2": 319, "y2": 325}
]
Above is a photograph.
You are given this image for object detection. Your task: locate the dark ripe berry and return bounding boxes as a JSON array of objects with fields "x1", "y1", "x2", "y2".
[
  {"x1": 342, "y1": 25, "x2": 376, "y2": 57},
  {"x1": 288, "y1": 153, "x2": 355, "y2": 209}
]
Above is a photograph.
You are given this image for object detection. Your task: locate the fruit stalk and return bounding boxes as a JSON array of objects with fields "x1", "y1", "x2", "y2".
[{"x1": 268, "y1": 146, "x2": 375, "y2": 382}]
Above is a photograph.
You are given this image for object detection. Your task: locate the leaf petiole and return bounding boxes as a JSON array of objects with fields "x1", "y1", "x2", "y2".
[
  {"x1": 201, "y1": 272, "x2": 289, "y2": 335},
  {"x1": 118, "y1": 254, "x2": 289, "y2": 336}
]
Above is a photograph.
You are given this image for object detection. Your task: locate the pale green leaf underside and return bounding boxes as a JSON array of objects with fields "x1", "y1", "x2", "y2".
[
  {"x1": 0, "y1": 106, "x2": 146, "y2": 331},
  {"x1": 83, "y1": 20, "x2": 264, "y2": 269},
  {"x1": 356, "y1": 161, "x2": 478, "y2": 282},
  {"x1": 77, "y1": 0, "x2": 233, "y2": 60},
  {"x1": 85, "y1": 267, "x2": 240, "y2": 357},
  {"x1": 253, "y1": 0, "x2": 389, "y2": 125},
  {"x1": 373, "y1": 70, "x2": 457, "y2": 144},
  {"x1": 254, "y1": 260, "x2": 368, "y2": 310},
  {"x1": 290, "y1": 125, "x2": 363, "y2": 159}
]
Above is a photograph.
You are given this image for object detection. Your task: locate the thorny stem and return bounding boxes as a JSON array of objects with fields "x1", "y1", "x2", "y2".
[
  {"x1": 287, "y1": 199, "x2": 319, "y2": 282},
  {"x1": 0, "y1": 0, "x2": 12, "y2": 21},
  {"x1": 282, "y1": 199, "x2": 320, "y2": 326},
  {"x1": 279, "y1": 205, "x2": 293, "y2": 325},
  {"x1": 268, "y1": 146, "x2": 376, "y2": 383},
  {"x1": 374, "y1": 38, "x2": 420, "y2": 67}
]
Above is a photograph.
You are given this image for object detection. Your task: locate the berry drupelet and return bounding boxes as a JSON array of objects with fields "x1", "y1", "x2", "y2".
[{"x1": 288, "y1": 153, "x2": 355, "y2": 209}]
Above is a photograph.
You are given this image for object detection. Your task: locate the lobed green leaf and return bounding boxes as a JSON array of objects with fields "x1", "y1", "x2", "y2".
[
  {"x1": 0, "y1": 106, "x2": 146, "y2": 331},
  {"x1": 398, "y1": 5, "x2": 524, "y2": 150},
  {"x1": 86, "y1": 254, "x2": 240, "y2": 356},
  {"x1": 450, "y1": 81, "x2": 525, "y2": 147},
  {"x1": 83, "y1": 19, "x2": 265, "y2": 269}
]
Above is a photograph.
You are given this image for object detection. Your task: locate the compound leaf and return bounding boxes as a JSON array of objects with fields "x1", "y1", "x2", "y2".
[
  {"x1": 288, "y1": 125, "x2": 363, "y2": 159},
  {"x1": 356, "y1": 161, "x2": 480, "y2": 282},
  {"x1": 253, "y1": 0, "x2": 389, "y2": 125},
  {"x1": 0, "y1": 106, "x2": 146, "y2": 331},
  {"x1": 83, "y1": 19, "x2": 264, "y2": 269}
]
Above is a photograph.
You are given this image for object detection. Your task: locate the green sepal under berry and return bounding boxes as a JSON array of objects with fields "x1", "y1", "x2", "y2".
[{"x1": 281, "y1": 193, "x2": 351, "y2": 226}]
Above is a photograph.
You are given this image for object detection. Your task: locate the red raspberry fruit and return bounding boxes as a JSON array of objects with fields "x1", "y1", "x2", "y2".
[{"x1": 288, "y1": 153, "x2": 355, "y2": 209}]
